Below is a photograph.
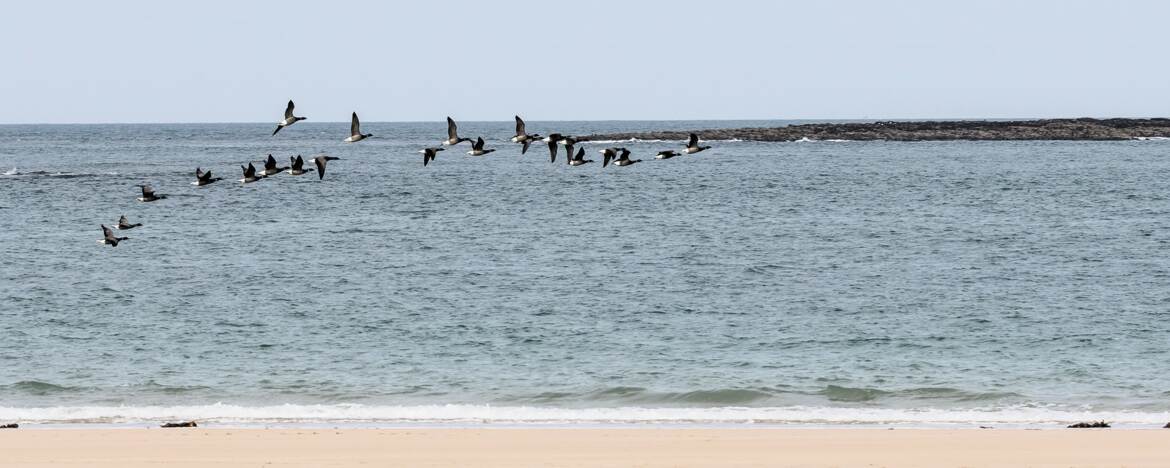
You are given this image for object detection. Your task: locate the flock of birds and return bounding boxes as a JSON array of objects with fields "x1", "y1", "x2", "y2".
[{"x1": 99, "y1": 100, "x2": 714, "y2": 247}]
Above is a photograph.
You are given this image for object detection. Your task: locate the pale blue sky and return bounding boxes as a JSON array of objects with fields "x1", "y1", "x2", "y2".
[{"x1": 2, "y1": 0, "x2": 1168, "y2": 123}]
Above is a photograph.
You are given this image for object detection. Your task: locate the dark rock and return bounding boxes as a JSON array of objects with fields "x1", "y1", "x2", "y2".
[
  {"x1": 580, "y1": 118, "x2": 1170, "y2": 142},
  {"x1": 1067, "y1": 421, "x2": 1110, "y2": 428},
  {"x1": 0, "y1": 423, "x2": 17, "y2": 429},
  {"x1": 161, "y1": 421, "x2": 198, "y2": 428}
]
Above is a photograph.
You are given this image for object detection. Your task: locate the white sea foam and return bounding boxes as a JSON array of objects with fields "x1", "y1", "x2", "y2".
[
  {"x1": 1134, "y1": 136, "x2": 1170, "y2": 141},
  {"x1": 793, "y1": 137, "x2": 851, "y2": 143},
  {"x1": 2, "y1": 404, "x2": 1166, "y2": 428}
]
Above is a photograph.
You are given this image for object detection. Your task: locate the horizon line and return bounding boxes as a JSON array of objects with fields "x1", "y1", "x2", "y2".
[{"x1": 1, "y1": 116, "x2": 1165, "y2": 126}]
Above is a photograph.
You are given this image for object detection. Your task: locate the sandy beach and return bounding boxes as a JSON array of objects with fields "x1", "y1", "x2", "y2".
[{"x1": 0, "y1": 428, "x2": 1167, "y2": 467}]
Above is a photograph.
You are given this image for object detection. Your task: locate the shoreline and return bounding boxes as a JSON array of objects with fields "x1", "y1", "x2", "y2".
[
  {"x1": 580, "y1": 118, "x2": 1170, "y2": 142},
  {"x1": 2, "y1": 428, "x2": 1168, "y2": 467}
]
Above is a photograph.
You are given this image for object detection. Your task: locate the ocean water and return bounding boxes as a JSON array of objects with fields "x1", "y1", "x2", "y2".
[{"x1": 1, "y1": 121, "x2": 1169, "y2": 428}]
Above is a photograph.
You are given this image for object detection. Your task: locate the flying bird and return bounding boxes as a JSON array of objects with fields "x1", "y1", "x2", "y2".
[
  {"x1": 288, "y1": 155, "x2": 313, "y2": 176},
  {"x1": 511, "y1": 115, "x2": 542, "y2": 154},
  {"x1": 272, "y1": 100, "x2": 306, "y2": 136},
  {"x1": 116, "y1": 215, "x2": 142, "y2": 230},
  {"x1": 612, "y1": 148, "x2": 642, "y2": 166},
  {"x1": 542, "y1": 133, "x2": 571, "y2": 163},
  {"x1": 600, "y1": 148, "x2": 619, "y2": 168},
  {"x1": 240, "y1": 162, "x2": 264, "y2": 183},
  {"x1": 136, "y1": 185, "x2": 166, "y2": 202},
  {"x1": 655, "y1": 150, "x2": 681, "y2": 160},
  {"x1": 344, "y1": 112, "x2": 372, "y2": 142},
  {"x1": 99, "y1": 225, "x2": 128, "y2": 247},
  {"x1": 684, "y1": 133, "x2": 711, "y2": 154},
  {"x1": 466, "y1": 137, "x2": 495, "y2": 156},
  {"x1": 568, "y1": 147, "x2": 593, "y2": 166},
  {"x1": 310, "y1": 155, "x2": 340, "y2": 180},
  {"x1": 258, "y1": 154, "x2": 288, "y2": 177},
  {"x1": 442, "y1": 117, "x2": 472, "y2": 146},
  {"x1": 419, "y1": 147, "x2": 444, "y2": 166},
  {"x1": 193, "y1": 168, "x2": 222, "y2": 186}
]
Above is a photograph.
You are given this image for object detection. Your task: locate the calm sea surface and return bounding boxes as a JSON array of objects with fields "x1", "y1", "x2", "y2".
[{"x1": 1, "y1": 121, "x2": 1168, "y2": 427}]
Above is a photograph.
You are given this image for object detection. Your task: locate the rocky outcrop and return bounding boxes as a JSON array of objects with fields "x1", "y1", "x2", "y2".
[{"x1": 581, "y1": 118, "x2": 1170, "y2": 142}]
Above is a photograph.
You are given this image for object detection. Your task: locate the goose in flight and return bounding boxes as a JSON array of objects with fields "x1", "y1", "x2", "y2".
[
  {"x1": 116, "y1": 215, "x2": 142, "y2": 230},
  {"x1": 542, "y1": 133, "x2": 574, "y2": 163},
  {"x1": 99, "y1": 225, "x2": 128, "y2": 247},
  {"x1": 240, "y1": 162, "x2": 264, "y2": 183},
  {"x1": 272, "y1": 100, "x2": 306, "y2": 136},
  {"x1": 466, "y1": 137, "x2": 496, "y2": 156},
  {"x1": 600, "y1": 148, "x2": 619, "y2": 168},
  {"x1": 442, "y1": 117, "x2": 472, "y2": 146},
  {"x1": 344, "y1": 112, "x2": 372, "y2": 142},
  {"x1": 136, "y1": 185, "x2": 166, "y2": 202},
  {"x1": 258, "y1": 154, "x2": 288, "y2": 177},
  {"x1": 655, "y1": 150, "x2": 681, "y2": 160},
  {"x1": 419, "y1": 147, "x2": 444, "y2": 166},
  {"x1": 288, "y1": 155, "x2": 313, "y2": 176},
  {"x1": 511, "y1": 115, "x2": 542, "y2": 154},
  {"x1": 193, "y1": 168, "x2": 222, "y2": 186},
  {"x1": 309, "y1": 155, "x2": 340, "y2": 180},
  {"x1": 612, "y1": 148, "x2": 641, "y2": 166},
  {"x1": 568, "y1": 147, "x2": 593, "y2": 166},
  {"x1": 684, "y1": 133, "x2": 711, "y2": 154}
]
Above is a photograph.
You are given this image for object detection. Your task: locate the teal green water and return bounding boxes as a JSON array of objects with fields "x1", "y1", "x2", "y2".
[{"x1": 1, "y1": 122, "x2": 1169, "y2": 426}]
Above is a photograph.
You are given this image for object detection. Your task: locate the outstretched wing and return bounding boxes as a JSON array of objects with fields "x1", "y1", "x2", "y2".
[
  {"x1": 474, "y1": 137, "x2": 485, "y2": 150},
  {"x1": 140, "y1": 185, "x2": 154, "y2": 197},
  {"x1": 548, "y1": 141, "x2": 558, "y2": 163},
  {"x1": 521, "y1": 140, "x2": 531, "y2": 154},
  {"x1": 447, "y1": 117, "x2": 458, "y2": 139},
  {"x1": 314, "y1": 157, "x2": 327, "y2": 180},
  {"x1": 101, "y1": 224, "x2": 114, "y2": 239},
  {"x1": 688, "y1": 133, "x2": 699, "y2": 148},
  {"x1": 284, "y1": 100, "x2": 295, "y2": 119},
  {"x1": 265, "y1": 154, "x2": 277, "y2": 170},
  {"x1": 351, "y1": 112, "x2": 361, "y2": 136},
  {"x1": 515, "y1": 115, "x2": 525, "y2": 135}
]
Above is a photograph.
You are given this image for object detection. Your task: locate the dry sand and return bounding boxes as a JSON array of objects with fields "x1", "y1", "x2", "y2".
[{"x1": 1, "y1": 428, "x2": 1168, "y2": 467}]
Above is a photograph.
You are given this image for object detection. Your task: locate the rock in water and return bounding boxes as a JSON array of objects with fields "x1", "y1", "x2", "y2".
[
  {"x1": 581, "y1": 118, "x2": 1170, "y2": 142},
  {"x1": 0, "y1": 423, "x2": 18, "y2": 429},
  {"x1": 1067, "y1": 421, "x2": 1110, "y2": 428},
  {"x1": 161, "y1": 421, "x2": 198, "y2": 428}
]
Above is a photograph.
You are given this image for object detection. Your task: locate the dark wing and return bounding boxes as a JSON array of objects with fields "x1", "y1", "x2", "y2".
[
  {"x1": 118, "y1": 215, "x2": 128, "y2": 225},
  {"x1": 515, "y1": 115, "x2": 525, "y2": 135},
  {"x1": 195, "y1": 167, "x2": 203, "y2": 178},
  {"x1": 101, "y1": 224, "x2": 114, "y2": 239},
  {"x1": 244, "y1": 163, "x2": 256, "y2": 177},
  {"x1": 548, "y1": 140, "x2": 558, "y2": 163},
  {"x1": 350, "y1": 112, "x2": 360, "y2": 136},
  {"x1": 620, "y1": 148, "x2": 631, "y2": 159},
  {"x1": 314, "y1": 157, "x2": 327, "y2": 180},
  {"x1": 575, "y1": 147, "x2": 584, "y2": 160},
  {"x1": 284, "y1": 100, "x2": 295, "y2": 119},
  {"x1": 688, "y1": 133, "x2": 699, "y2": 148},
  {"x1": 603, "y1": 152, "x2": 612, "y2": 168},
  {"x1": 265, "y1": 154, "x2": 277, "y2": 170},
  {"x1": 201, "y1": 169, "x2": 212, "y2": 181},
  {"x1": 565, "y1": 143, "x2": 575, "y2": 162},
  {"x1": 140, "y1": 185, "x2": 154, "y2": 197},
  {"x1": 521, "y1": 140, "x2": 531, "y2": 154},
  {"x1": 447, "y1": 117, "x2": 458, "y2": 139},
  {"x1": 474, "y1": 137, "x2": 484, "y2": 150}
]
